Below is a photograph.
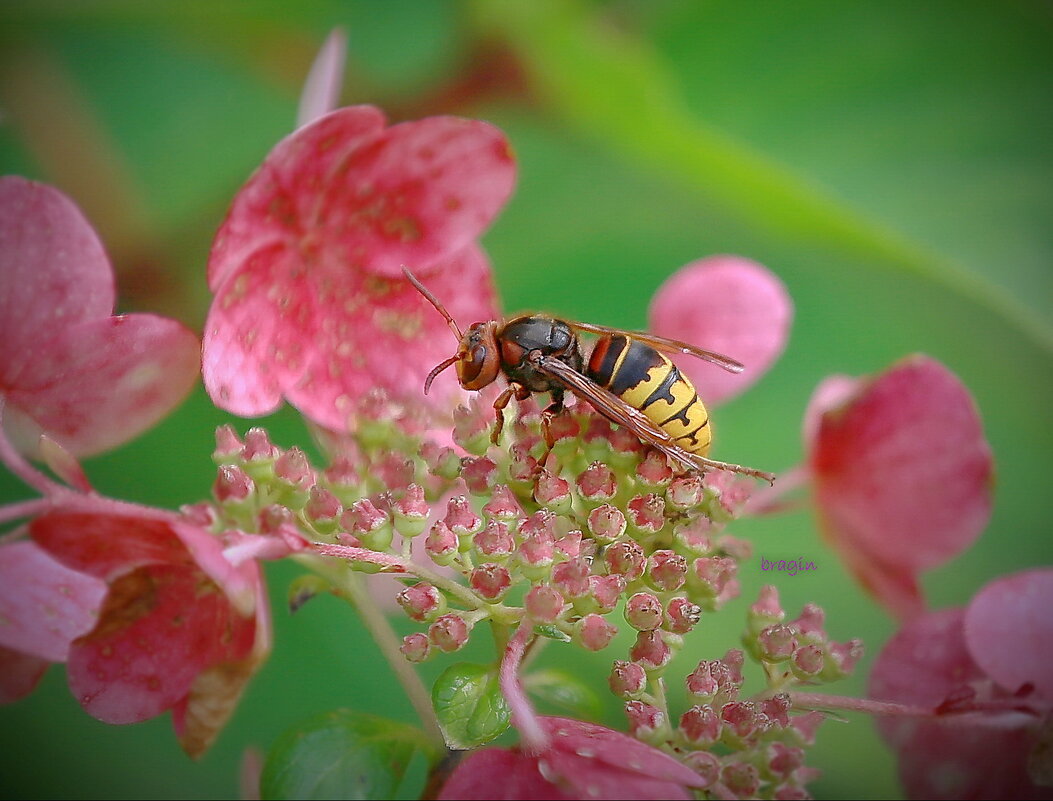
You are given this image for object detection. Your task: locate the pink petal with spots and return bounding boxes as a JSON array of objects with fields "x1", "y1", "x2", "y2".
[
  {"x1": 649, "y1": 256, "x2": 792, "y2": 405},
  {"x1": 808, "y1": 355, "x2": 993, "y2": 619},
  {"x1": 0, "y1": 176, "x2": 114, "y2": 361},
  {"x1": 801, "y1": 374, "x2": 859, "y2": 451},
  {"x1": 205, "y1": 242, "x2": 498, "y2": 429},
  {"x1": 964, "y1": 569, "x2": 1053, "y2": 699},
  {"x1": 438, "y1": 748, "x2": 573, "y2": 801},
  {"x1": 0, "y1": 645, "x2": 49, "y2": 703},
  {"x1": 66, "y1": 563, "x2": 256, "y2": 725},
  {"x1": 32, "y1": 513, "x2": 191, "y2": 582},
  {"x1": 208, "y1": 107, "x2": 514, "y2": 286},
  {"x1": 4, "y1": 314, "x2": 199, "y2": 458},
  {"x1": 869, "y1": 608, "x2": 1047, "y2": 800},
  {"x1": 0, "y1": 541, "x2": 106, "y2": 661},
  {"x1": 297, "y1": 29, "x2": 347, "y2": 128}
]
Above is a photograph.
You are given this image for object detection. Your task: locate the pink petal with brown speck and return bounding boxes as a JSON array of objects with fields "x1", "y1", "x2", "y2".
[{"x1": 649, "y1": 256, "x2": 792, "y2": 405}]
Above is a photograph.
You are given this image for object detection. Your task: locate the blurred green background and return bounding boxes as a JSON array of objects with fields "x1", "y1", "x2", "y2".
[{"x1": 1, "y1": 1, "x2": 1050, "y2": 798}]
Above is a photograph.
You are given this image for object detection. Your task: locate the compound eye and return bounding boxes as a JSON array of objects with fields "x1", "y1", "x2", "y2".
[{"x1": 459, "y1": 344, "x2": 488, "y2": 384}]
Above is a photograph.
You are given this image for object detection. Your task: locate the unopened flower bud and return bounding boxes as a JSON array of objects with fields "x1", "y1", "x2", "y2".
[
  {"x1": 525, "y1": 585, "x2": 565, "y2": 622},
  {"x1": 242, "y1": 427, "x2": 279, "y2": 466},
  {"x1": 342, "y1": 499, "x2": 392, "y2": 551},
  {"x1": 588, "y1": 574, "x2": 626, "y2": 614},
  {"x1": 631, "y1": 630, "x2": 673, "y2": 671},
  {"x1": 605, "y1": 540, "x2": 646, "y2": 580},
  {"x1": 586, "y1": 504, "x2": 625, "y2": 545},
  {"x1": 757, "y1": 624, "x2": 797, "y2": 662},
  {"x1": 626, "y1": 493, "x2": 666, "y2": 537},
  {"x1": 624, "y1": 700, "x2": 664, "y2": 739},
  {"x1": 275, "y1": 446, "x2": 313, "y2": 491},
  {"x1": 444, "y1": 496, "x2": 482, "y2": 544},
  {"x1": 680, "y1": 705, "x2": 721, "y2": 747},
  {"x1": 671, "y1": 518, "x2": 713, "y2": 557},
  {"x1": 258, "y1": 504, "x2": 294, "y2": 534},
  {"x1": 792, "y1": 603, "x2": 826, "y2": 639},
  {"x1": 517, "y1": 534, "x2": 555, "y2": 579},
  {"x1": 425, "y1": 520, "x2": 458, "y2": 566},
  {"x1": 682, "y1": 750, "x2": 721, "y2": 789},
  {"x1": 400, "y1": 632, "x2": 431, "y2": 663},
  {"x1": 748, "y1": 584, "x2": 785, "y2": 634},
  {"x1": 689, "y1": 555, "x2": 738, "y2": 604},
  {"x1": 396, "y1": 583, "x2": 445, "y2": 622},
  {"x1": 453, "y1": 403, "x2": 491, "y2": 454},
  {"x1": 306, "y1": 486, "x2": 342, "y2": 532},
  {"x1": 213, "y1": 424, "x2": 243, "y2": 463},
  {"x1": 214, "y1": 464, "x2": 255, "y2": 504},
  {"x1": 791, "y1": 644, "x2": 824, "y2": 679},
  {"x1": 609, "y1": 660, "x2": 647, "y2": 699},
  {"x1": 507, "y1": 444, "x2": 539, "y2": 488},
  {"x1": 720, "y1": 700, "x2": 759, "y2": 743},
  {"x1": 392, "y1": 484, "x2": 429, "y2": 538},
  {"x1": 721, "y1": 761, "x2": 760, "y2": 798},
  {"x1": 552, "y1": 558, "x2": 590, "y2": 599},
  {"x1": 667, "y1": 474, "x2": 704, "y2": 510},
  {"x1": 482, "y1": 484, "x2": 523, "y2": 522},
  {"x1": 576, "y1": 613, "x2": 617, "y2": 651},
  {"x1": 768, "y1": 742, "x2": 806, "y2": 779},
  {"x1": 625, "y1": 592, "x2": 664, "y2": 631},
  {"x1": 665, "y1": 597, "x2": 701, "y2": 634},
  {"x1": 534, "y1": 470, "x2": 572, "y2": 514},
  {"x1": 608, "y1": 425, "x2": 645, "y2": 463},
  {"x1": 576, "y1": 462, "x2": 617, "y2": 504},
  {"x1": 554, "y1": 531, "x2": 583, "y2": 560},
  {"x1": 420, "y1": 442, "x2": 461, "y2": 480},
  {"x1": 646, "y1": 550, "x2": 687, "y2": 592},
  {"x1": 470, "y1": 563, "x2": 512, "y2": 601},
  {"x1": 460, "y1": 456, "x2": 498, "y2": 495},
  {"x1": 636, "y1": 450, "x2": 673, "y2": 489},
  {"x1": 429, "y1": 614, "x2": 471, "y2": 652},
  {"x1": 825, "y1": 638, "x2": 864, "y2": 680},
  {"x1": 475, "y1": 520, "x2": 515, "y2": 559},
  {"x1": 760, "y1": 693, "x2": 792, "y2": 728}
]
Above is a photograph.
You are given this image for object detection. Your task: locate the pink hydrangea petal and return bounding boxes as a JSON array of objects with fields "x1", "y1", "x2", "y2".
[
  {"x1": 208, "y1": 106, "x2": 387, "y2": 290},
  {"x1": 66, "y1": 562, "x2": 255, "y2": 725},
  {"x1": 31, "y1": 513, "x2": 191, "y2": 582},
  {"x1": 801, "y1": 374, "x2": 859, "y2": 451},
  {"x1": 297, "y1": 29, "x2": 347, "y2": 128},
  {"x1": 438, "y1": 748, "x2": 574, "y2": 801},
  {"x1": 0, "y1": 541, "x2": 106, "y2": 661},
  {"x1": 0, "y1": 645, "x2": 49, "y2": 703},
  {"x1": 543, "y1": 750, "x2": 694, "y2": 800},
  {"x1": 0, "y1": 176, "x2": 114, "y2": 365},
  {"x1": 4, "y1": 313, "x2": 199, "y2": 458},
  {"x1": 869, "y1": 608, "x2": 1046, "y2": 799},
  {"x1": 172, "y1": 522, "x2": 259, "y2": 617},
  {"x1": 832, "y1": 542, "x2": 926, "y2": 624},
  {"x1": 808, "y1": 355, "x2": 993, "y2": 617},
  {"x1": 648, "y1": 256, "x2": 792, "y2": 405},
  {"x1": 205, "y1": 242, "x2": 498, "y2": 428},
  {"x1": 964, "y1": 569, "x2": 1053, "y2": 699}
]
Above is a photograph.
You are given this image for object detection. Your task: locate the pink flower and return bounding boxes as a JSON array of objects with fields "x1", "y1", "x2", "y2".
[
  {"x1": 437, "y1": 717, "x2": 705, "y2": 800},
  {"x1": 805, "y1": 355, "x2": 993, "y2": 619},
  {"x1": 869, "y1": 569, "x2": 1052, "y2": 799},
  {"x1": 202, "y1": 105, "x2": 516, "y2": 429},
  {"x1": 0, "y1": 176, "x2": 199, "y2": 457},
  {"x1": 1, "y1": 501, "x2": 270, "y2": 758},
  {"x1": 649, "y1": 255, "x2": 792, "y2": 405}
]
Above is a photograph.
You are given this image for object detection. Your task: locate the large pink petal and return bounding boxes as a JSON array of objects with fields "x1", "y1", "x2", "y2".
[
  {"x1": 0, "y1": 541, "x2": 106, "y2": 661},
  {"x1": 964, "y1": 569, "x2": 1053, "y2": 699},
  {"x1": 869, "y1": 608, "x2": 1047, "y2": 800},
  {"x1": 296, "y1": 29, "x2": 347, "y2": 128},
  {"x1": 4, "y1": 313, "x2": 199, "y2": 458},
  {"x1": 66, "y1": 563, "x2": 256, "y2": 725},
  {"x1": 208, "y1": 106, "x2": 387, "y2": 290},
  {"x1": 438, "y1": 748, "x2": 573, "y2": 801},
  {"x1": 32, "y1": 513, "x2": 191, "y2": 582},
  {"x1": 204, "y1": 242, "x2": 498, "y2": 428},
  {"x1": 649, "y1": 256, "x2": 792, "y2": 405},
  {"x1": 809, "y1": 356, "x2": 993, "y2": 617},
  {"x1": 0, "y1": 176, "x2": 114, "y2": 366},
  {"x1": 0, "y1": 646, "x2": 49, "y2": 703}
]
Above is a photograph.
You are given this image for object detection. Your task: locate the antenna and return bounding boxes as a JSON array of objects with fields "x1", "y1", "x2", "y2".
[{"x1": 402, "y1": 266, "x2": 463, "y2": 341}]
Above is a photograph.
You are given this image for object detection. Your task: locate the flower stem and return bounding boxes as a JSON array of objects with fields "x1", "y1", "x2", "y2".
[
  {"x1": 790, "y1": 691, "x2": 932, "y2": 717},
  {"x1": 298, "y1": 553, "x2": 445, "y2": 748}
]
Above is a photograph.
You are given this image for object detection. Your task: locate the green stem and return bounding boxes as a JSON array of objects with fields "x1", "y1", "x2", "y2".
[{"x1": 296, "y1": 554, "x2": 445, "y2": 748}]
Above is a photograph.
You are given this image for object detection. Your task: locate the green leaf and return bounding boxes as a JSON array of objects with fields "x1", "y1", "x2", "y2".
[
  {"x1": 524, "y1": 669, "x2": 601, "y2": 720},
  {"x1": 431, "y1": 662, "x2": 511, "y2": 750},
  {"x1": 474, "y1": 0, "x2": 1053, "y2": 358},
  {"x1": 260, "y1": 709, "x2": 436, "y2": 800}
]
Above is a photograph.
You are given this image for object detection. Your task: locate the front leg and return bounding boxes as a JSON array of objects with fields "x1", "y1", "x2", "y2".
[
  {"x1": 490, "y1": 383, "x2": 532, "y2": 445},
  {"x1": 536, "y1": 388, "x2": 566, "y2": 471}
]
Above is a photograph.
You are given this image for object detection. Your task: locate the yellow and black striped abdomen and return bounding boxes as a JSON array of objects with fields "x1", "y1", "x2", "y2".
[{"x1": 587, "y1": 334, "x2": 712, "y2": 455}]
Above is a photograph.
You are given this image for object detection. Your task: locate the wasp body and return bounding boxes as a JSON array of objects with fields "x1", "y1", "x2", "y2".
[{"x1": 404, "y1": 268, "x2": 773, "y2": 482}]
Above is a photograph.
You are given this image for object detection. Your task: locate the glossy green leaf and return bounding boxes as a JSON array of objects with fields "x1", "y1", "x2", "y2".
[
  {"x1": 260, "y1": 709, "x2": 435, "y2": 800},
  {"x1": 431, "y1": 662, "x2": 510, "y2": 750}
]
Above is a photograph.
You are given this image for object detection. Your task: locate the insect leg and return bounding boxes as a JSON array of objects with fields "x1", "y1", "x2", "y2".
[
  {"x1": 536, "y1": 387, "x2": 566, "y2": 471},
  {"x1": 490, "y1": 385, "x2": 518, "y2": 445}
]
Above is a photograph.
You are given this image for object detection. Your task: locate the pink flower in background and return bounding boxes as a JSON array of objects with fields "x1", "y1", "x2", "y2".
[
  {"x1": 18, "y1": 509, "x2": 271, "y2": 758},
  {"x1": 0, "y1": 176, "x2": 199, "y2": 458},
  {"x1": 805, "y1": 355, "x2": 993, "y2": 619},
  {"x1": 869, "y1": 569, "x2": 1052, "y2": 799},
  {"x1": 438, "y1": 716, "x2": 705, "y2": 800},
  {"x1": 649, "y1": 255, "x2": 792, "y2": 405},
  {"x1": 202, "y1": 105, "x2": 516, "y2": 430}
]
